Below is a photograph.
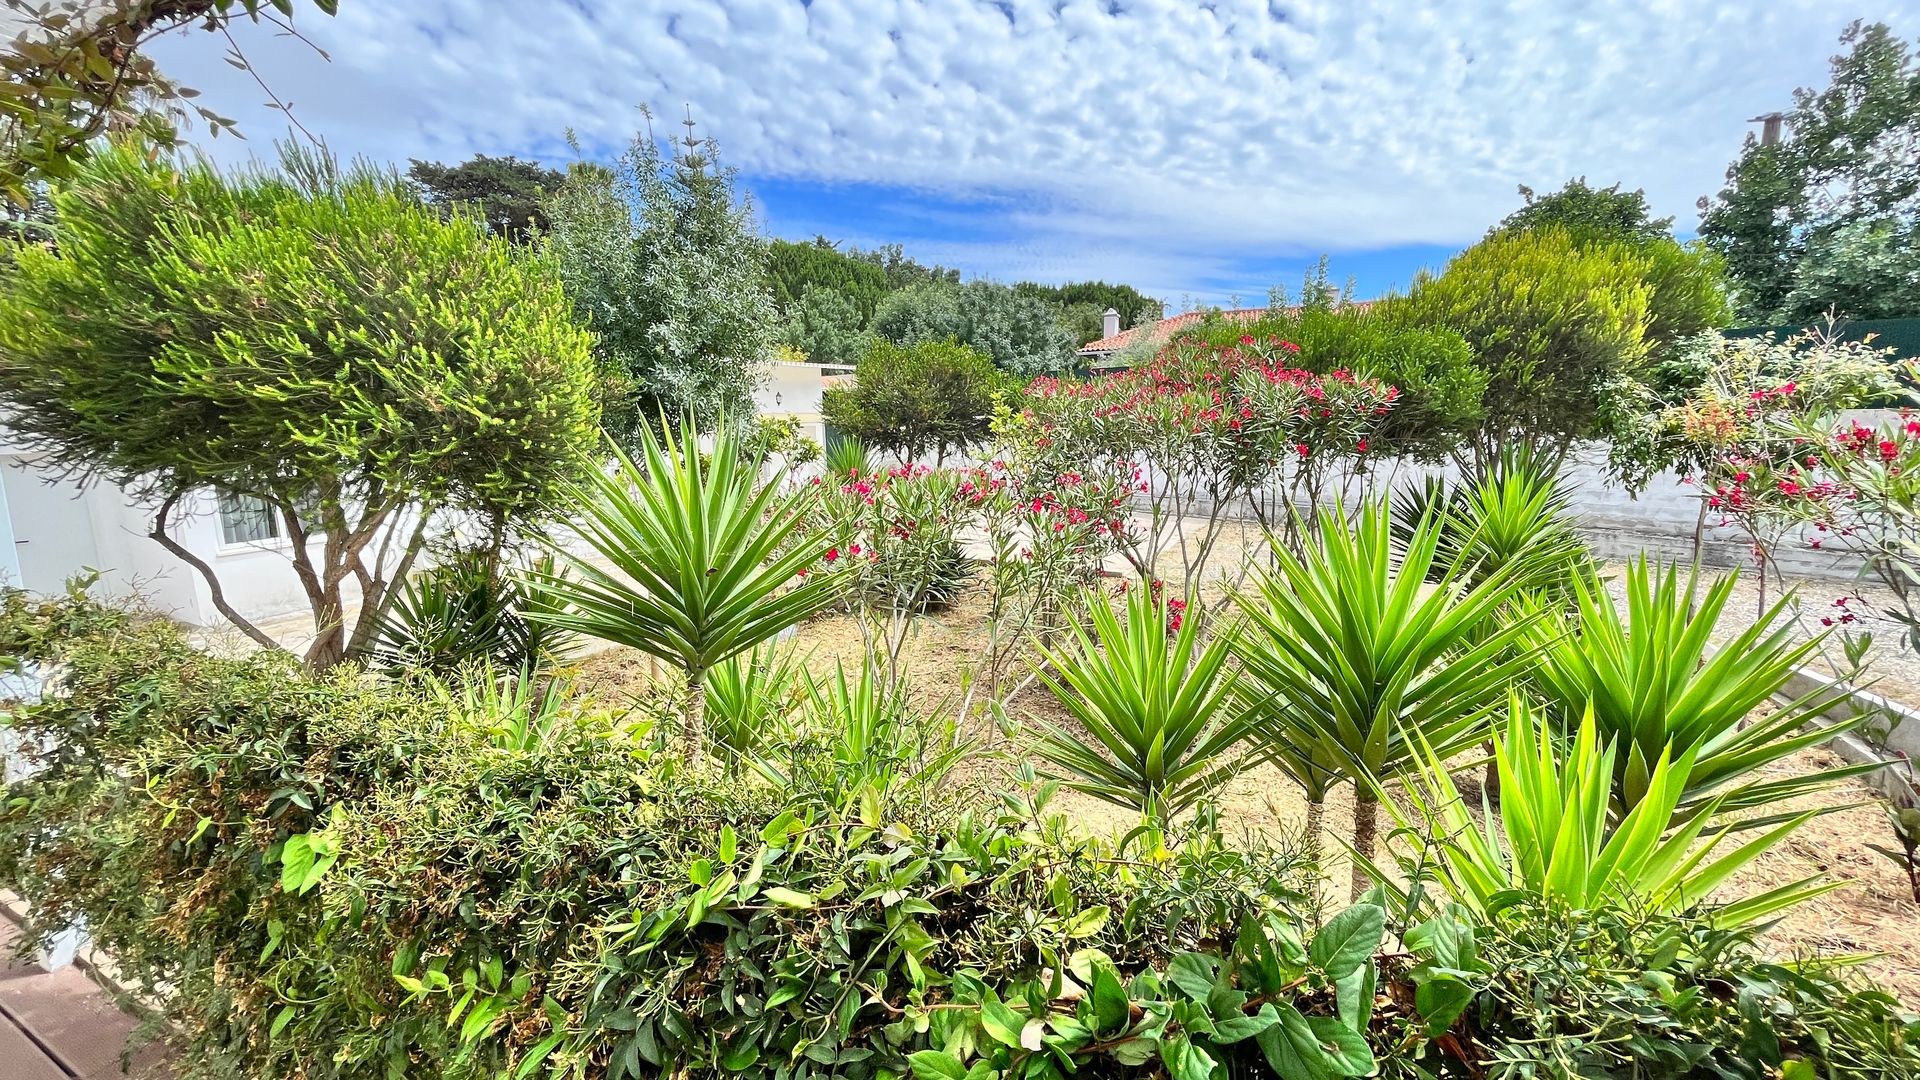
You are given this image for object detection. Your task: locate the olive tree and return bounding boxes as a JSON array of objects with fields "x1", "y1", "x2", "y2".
[{"x1": 0, "y1": 141, "x2": 601, "y2": 669}]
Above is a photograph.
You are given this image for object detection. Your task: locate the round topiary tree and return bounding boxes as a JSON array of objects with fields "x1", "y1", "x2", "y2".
[{"x1": 0, "y1": 140, "x2": 602, "y2": 669}]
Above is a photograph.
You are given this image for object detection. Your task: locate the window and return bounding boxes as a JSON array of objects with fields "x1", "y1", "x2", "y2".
[{"x1": 217, "y1": 493, "x2": 281, "y2": 546}]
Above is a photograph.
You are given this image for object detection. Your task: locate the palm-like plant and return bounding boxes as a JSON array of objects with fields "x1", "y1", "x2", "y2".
[
  {"x1": 1234, "y1": 502, "x2": 1545, "y2": 899},
  {"x1": 1031, "y1": 586, "x2": 1249, "y2": 825},
  {"x1": 1391, "y1": 447, "x2": 1589, "y2": 595},
  {"x1": 528, "y1": 419, "x2": 845, "y2": 760},
  {"x1": 1367, "y1": 694, "x2": 1838, "y2": 927},
  {"x1": 703, "y1": 642, "x2": 807, "y2": 770},
  {"x1": 1526, "y1": 559, "x2": 1873, "y2": 822}
]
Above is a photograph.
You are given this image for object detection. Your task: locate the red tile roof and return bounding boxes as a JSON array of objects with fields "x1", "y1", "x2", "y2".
[{"x1": 1077, "y1": 302, "x2": 1376, "y2": 356}]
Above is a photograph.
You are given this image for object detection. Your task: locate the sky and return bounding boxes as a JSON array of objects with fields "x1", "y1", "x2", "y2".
[{"x1": 145, "y1": 0, "x2": 1920, "y2": 308}]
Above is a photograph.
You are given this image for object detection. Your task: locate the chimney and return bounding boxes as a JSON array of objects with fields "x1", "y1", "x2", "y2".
[
  {"x1": 1101, "y1": 308, "x2": 1120, "y2": 339},
  {"x1": 1749, "y1": 112, "x2": 1786, "y2": 146}
]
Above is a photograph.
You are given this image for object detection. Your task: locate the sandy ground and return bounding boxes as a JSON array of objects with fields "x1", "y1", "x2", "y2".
[{"x1": 574, "y1": 558, "x2": 1920, "y2": 1005}]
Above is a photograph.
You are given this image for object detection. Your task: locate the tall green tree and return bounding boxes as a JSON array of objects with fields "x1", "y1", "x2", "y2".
[
  {"x1": 1699, "y1": 20, "x2": 1920, "y2": 321},
  {"x1": 1015, "y1": 280, "x2": 1163, "y2": 345},
  {"x1": 1496, "y1": 178, "x2": 1730, "y2": 358},
  {"x1": 846, "y1": 242, "x2": 961, "y2": 291},
  {"x1": 1395, "y1": 228, "x2": 1652, "y2": 466},
  {"x1": 782, "y1": 286, "x2": 872, "y2": 367},
  {"x1": 767, "y1": 238, "x2": 888, "y2": 323},
  {"x1": 407, "y1": 154, "x2": 565, "y2": 243},
  {"x1": 0, "y1": 141, "x2": 601, "y2": 669},
  {"x1": 872, "y1": 279, "x2": 1075, "y2": 377},
  {"x1": 544, "y1": 115, "x2": 777, "y2": 439}
]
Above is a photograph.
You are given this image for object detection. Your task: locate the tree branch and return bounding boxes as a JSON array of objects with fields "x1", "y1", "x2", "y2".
[{"x1": 149, "y1": 489, "x2": 280, "y2": 652}]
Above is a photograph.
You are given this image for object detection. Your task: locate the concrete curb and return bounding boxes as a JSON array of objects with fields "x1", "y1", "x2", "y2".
[{"x1": 1781, "y1": 663, "x2": 1920, "y2": 806}]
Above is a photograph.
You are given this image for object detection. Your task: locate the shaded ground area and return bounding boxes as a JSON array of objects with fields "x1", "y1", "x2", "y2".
[{"x1": 0, "y1": 914, "x2": 169, "y2": 1079}]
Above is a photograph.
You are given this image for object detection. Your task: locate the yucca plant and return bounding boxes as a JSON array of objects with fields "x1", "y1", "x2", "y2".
[
  {"x1": 367, "y1": 550, "x2": 580, "y2": 678},
  {"x1": 824, "y1": 435, "x2": 872, "y2": 480},
  {"x1": 792, "y1": 658, "x2": 971, "y2": 807},
  {"x1": 1366, "y1": 694, "x2": 1839, "y2": 927},
  {"x1": 1526, "y1": 559, "x2": 1874, "y2": 822},
  {"x1": 1391, "y1": 447, "x2": 1588, "y2": 595},
  {"x1": 528, "y1": 419, "x2": 845, "y2": 761},
  {"x1": 703, "y1": 642, "x2": 807, "y2": 772},
  {"x1": 431, "y1": 665, "x2": 577, "y2": 754},
  {"x1": 1031, "y1": 586, "x2": 1249, "y2": 826},
  {"x1": 1234, "y1": 502, "x2": 1547, "y2": 899}
]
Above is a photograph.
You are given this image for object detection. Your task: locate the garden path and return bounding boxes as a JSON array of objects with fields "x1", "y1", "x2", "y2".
[{"x1": 0, "y1": 913, "x2": 168, "y2": 1078}]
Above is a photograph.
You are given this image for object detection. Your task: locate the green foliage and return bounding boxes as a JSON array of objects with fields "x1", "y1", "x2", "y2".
[
  {"x1": 824, "y1": 435, "x2": 873, "y2": 480},
  {"x1": 1496, "y1": 176, "x2": 1675, "y2": 243},
  {"x1": 527, "y1": 419, "x2": 845, "y2": 758},
  {"x1": 767, "y1": 238, "x2": 889, "y2": 323},
  {"x1": 1031, "y1": 587, "x2": 1250, "y2": 824},
  {"x1": 1014, "y1": 280, "x2": 1163, "y2": 345},
  {"x1": 365, "y1": 551, "x2": 575, "y2": 678},
  {"x1": 0, "y1": 140, "x2": 600, "y2": 668},
  {"x1": 1233, "y1": 503, "x2": 1543, "y2": 891},
  {"x1": 1524, "y1": 560, "x2": 1876, "y2": 820},
  {"x1": 703, "y1": 642, "x2": 806, "y2": 768},
  {"x1": 1186, "y1": 305, "x2": 1485, "y2": 462},
  {"x1": 1391, "y1": 446, "x2": 1590, "y2": 593},
  {"x1": 821, "y1": 339, "x2": 1009, "y2": 461},
  {"x1": 1395, "y1": 227, "x2": 1653, "y2": 460},
  {"x1": 846, "y1": 242, "x2": 961, "y2": 292},
  {"x1": 1374, "y1": 695, "x2": 1838, "y2": 927},
  {"x1": 544, "y1": 118, "x2": 777, "y2": 439},
  {"x1": 782, "y1": 286, "x2": 874, "y2": 367},
  {"x1": 0, "y1": 588, "x2": 1913, "y2": 1079},
  {"x1": 1700, "y1": 21, "x2": 1920, "y2": 321},
  {"x1": 872, "y1": 280, "x2": 1076, "y2": 377},
  {"x1": 816, "y1": 464, "x2": 975, "y2": 616},
  {"x1": 1396, "y1": 899, "x2": 1920, "y2": 1078},
  {"x1": 0, "y1": 0, "x2": 344, "y2": 204},
  {"x1": 406, "y1": 154, "x2": 565, "y2": 242}
]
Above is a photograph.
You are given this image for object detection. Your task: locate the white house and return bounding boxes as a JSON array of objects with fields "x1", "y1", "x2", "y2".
[
  {"x1": 0, "y1": 441, "x2": 348, "y2": 627},
  {"x1": 0, "y1": 362, "x2": 843, "y2": 629}
]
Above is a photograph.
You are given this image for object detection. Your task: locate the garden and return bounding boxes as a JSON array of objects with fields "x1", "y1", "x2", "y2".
[{"x1": 2, "y1": 18, "x2": 1920, "y2": 1080}]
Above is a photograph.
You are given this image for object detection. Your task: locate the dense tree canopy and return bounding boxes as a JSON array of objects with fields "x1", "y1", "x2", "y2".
[
  {"x1": 822, "y1": 339, "x2": 1008, "y2": 462},
  {"x1": 407, "y1": 154, "x2": 564, "y2": 243},
  {"x1": 847, "y1": 243, "x2": 962, "y2": 292},
  {"x1": 0, "y1": 141, "x2": 601, "y2": 668},
  {"x1": 783, "y1": 286, "x2": 872, "y2": 367},
  {"x1": 1015, "y1": 280, "x2": 1163, "y2": 344},
  {"x1": 767, "y1": 238, "x2": 889, "y2": 323},
  {"x1": 1395, "y1": 228, "x2": 1652, "y2": 464},
  {"x1": 872, "y1": 279, "x2": 1076, "y2": 377},
  {"x1": 544, "y1": 118, "x2": 777, "y2": 438},
  {"x1": 1699, "y1": 21, "x2": 1920, "y2": 322},
  {"x1": 1494, "y1": 177, "x2": 1730, "y2": 397}
]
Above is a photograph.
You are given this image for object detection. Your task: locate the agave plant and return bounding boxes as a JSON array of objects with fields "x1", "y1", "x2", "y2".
[
  {"x1": 528, "y1": 418, "x2": 845, "y2": 761},
  {"x1": 1234, "y1": 502, "x2": 1546, "y2": 899},
  {"x1": 1031, "y1": 585, "x2": 1250, "y2": 826},
  {"x1": 1526, "y1": 559, "x2": 1873, "y2": 822},
  {"x1": 703, "y1": 642, "x2": 807, "y2": 772},
  {"x1": 1367, "y1": 694, "x2": 1839, "y2": 928}
]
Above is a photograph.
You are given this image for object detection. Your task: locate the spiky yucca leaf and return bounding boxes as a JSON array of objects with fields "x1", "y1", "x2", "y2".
[
  {"x1": 1032, "y1": 587, "x2": 1249, "y2": 824},
  {"x1": 1367, "y1": 695, "x2": 1839, "y2": 927},
  {"x1": 528, "y1": 418, "x2": 845, "y2": 759},
  {"x1": 1234, "y1": 501, "x2": 1547, "y2": 898},
  {"x1": 1527, "y1": 559, "x2": 1875, "y2": 821}
]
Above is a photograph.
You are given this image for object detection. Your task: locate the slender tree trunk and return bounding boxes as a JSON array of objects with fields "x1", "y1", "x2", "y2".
[
  {"x1": 1350, "y1": 790, "x2": 1379, "y2": 902},
  {"x1": 1302, "y1": 798, "x2": 1325, "y2": 868},
  {"x1": 1691, "y1": 497, "x2": 1708, "y2": 566},
  {"x1": 684, "y1": 668, "x2": 707, "y2": 762},
  {"x1": 148, "y1": 491, "x2": 280, "y2": 651}
]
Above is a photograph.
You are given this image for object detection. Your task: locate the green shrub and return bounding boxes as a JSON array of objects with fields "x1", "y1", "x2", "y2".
[
  {"x1": 822, "y1": 338, "x2": 1010, "y2": 463},
  {"x1": 365, "y1": 551, "x2": 575, "y2": 677},
  {"x1": 0, "y1": 589, "x2": 1913, "y2": 1080}
]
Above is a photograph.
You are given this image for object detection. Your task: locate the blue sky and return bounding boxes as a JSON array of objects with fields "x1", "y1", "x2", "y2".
[{"x1": 147, "y1": 0, "x2": 1920, "y2": 307}]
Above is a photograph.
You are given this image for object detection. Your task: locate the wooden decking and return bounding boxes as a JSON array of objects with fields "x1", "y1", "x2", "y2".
[{"x1": 0, "y1": 917, "x2": 168, "y2": 1079}]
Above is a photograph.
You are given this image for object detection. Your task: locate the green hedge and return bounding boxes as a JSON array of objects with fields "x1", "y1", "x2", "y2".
[{"x1": 0, "y1": 591, "x2": 1914, "y2": 1080}]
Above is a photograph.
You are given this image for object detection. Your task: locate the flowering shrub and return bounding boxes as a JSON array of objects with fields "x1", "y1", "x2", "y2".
[
  {"x1": 814, "y1": 464, "x2": 974, "y2": 615},
  {"x1": 1021, "y1": 334, "x2": 1396, "y2": 578}
]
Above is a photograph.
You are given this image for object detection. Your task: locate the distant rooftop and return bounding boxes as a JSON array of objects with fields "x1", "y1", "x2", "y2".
[{"x1": 1078, "y1": 302, "x2": 1377, "y2": 358}]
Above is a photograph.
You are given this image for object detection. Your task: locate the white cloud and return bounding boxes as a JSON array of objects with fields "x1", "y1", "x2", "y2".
[{"x1": 146, "y1": 0, "x2": 1920, "y2": 299}]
